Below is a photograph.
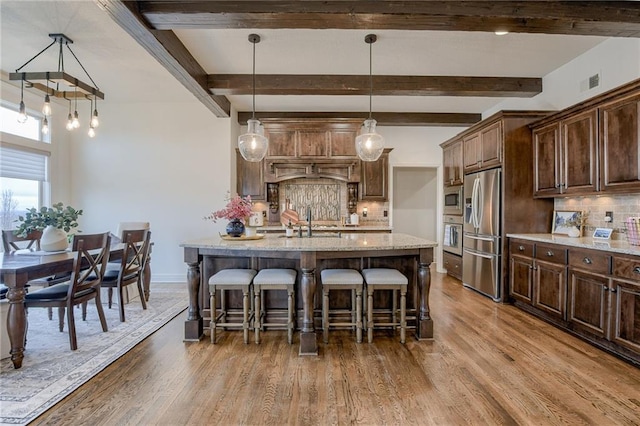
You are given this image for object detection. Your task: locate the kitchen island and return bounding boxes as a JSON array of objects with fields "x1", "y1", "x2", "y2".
[{"x1": 180, "y1": 233, "x2": 436, "y2": 355}]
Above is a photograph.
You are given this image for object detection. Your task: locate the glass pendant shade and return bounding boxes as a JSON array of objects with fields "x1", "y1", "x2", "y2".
[
  {"x1": 42, "y1": 94, "x2": 51, "y2": 116},
  {"x1": 238, "y1": 118, "x2": 269, "y2": 162},
  {"x1": 91, "y1": 109, "x2": 99, "y2": 127},
  {"x1": 355, "y1": 118, "x2": 384, "y2": 162},
  {"x1": 17, "y1": 101, "x2": 28, "y2": 123}
]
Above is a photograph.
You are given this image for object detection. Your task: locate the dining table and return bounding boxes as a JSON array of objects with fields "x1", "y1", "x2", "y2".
[{"x1": 0, "y1": 244, "x2": 125, "y2": 369}]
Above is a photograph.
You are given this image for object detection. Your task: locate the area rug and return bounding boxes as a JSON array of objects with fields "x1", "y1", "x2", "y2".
[{"x1": 0, "y1": 284, "x2": 188, "y2": 425}]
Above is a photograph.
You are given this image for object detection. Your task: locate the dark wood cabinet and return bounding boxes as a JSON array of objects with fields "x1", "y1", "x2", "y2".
[
  {"x1": 531, "y1": 78, "x2": 640, "y2": 197},
  {"x1": 509, "y1": 237, "x2": 640, "y2": 365},
  {"x1": 265, "y1": 129, "x2": 297, "y2": 158},
  {"x1": 360, "y1": 149, "x2": 391, "y2": 201},
  {"x1": 533, "y1": 109, "x2": 597, "y2": 197},
  {"x1": 329, "y1": 129, "x2": 359, "y2": 157},
  {"x1": 599, "y1": 92, "x2": 640, "y2": 193},
  {"x1": 236, "y1": 149, "x2": 265, "y2": 200},
  {"x1": 463, "y1": 120, "x2": 502, "y2": 173},
  {"x1": 443, "y1": 252, "x2": 462, "y2": 281},
  {"x1": 441, "y1": 138, "x2": 463, "y2": 187},
  {"x1": 297, "y1": 130, "x2": 328, "y2": 157}
]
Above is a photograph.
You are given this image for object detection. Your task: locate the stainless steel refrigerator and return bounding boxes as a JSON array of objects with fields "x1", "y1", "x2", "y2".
[{"x1": 462, "y1": 168, "x2": 501, "y2": 301}]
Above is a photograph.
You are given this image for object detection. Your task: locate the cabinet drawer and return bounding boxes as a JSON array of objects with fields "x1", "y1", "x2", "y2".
[
  {"x1": 568, "y1": 248, "x2": 611, "y2": 274},
  {"x1": 443, "y1": 252, "x2": 462, "y2": 280},
  {"x1": 612, "y1": 255, "x2": 640, "y2": 282},
  {"x1": 510, "y1": 240, "x2": 534, "y2": 257},
  {"x1": 535, "y1": 243, "x2": 567, "y2": 265}
]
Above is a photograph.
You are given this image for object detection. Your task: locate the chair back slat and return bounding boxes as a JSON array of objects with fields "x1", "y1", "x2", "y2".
[
  {"x1": 120, "y1": 229, "x2": 149, "y2": 279},
  {"x1": 68, "y1": 232, "x2": 111, "y2": 297},
  {"x1": 2, "y1": 229, "x2": 42, "y2": 251}
]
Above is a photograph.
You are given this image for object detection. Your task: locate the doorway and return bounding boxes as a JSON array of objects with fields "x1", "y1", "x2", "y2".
[{"x1": 392, "y1": 167, "x2": 438, "y2": 241}]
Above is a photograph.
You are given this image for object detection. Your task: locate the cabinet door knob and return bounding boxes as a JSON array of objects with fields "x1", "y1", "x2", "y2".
[
  {"x1": 634, "y1": 266, "x2": 640, "y2": 274},
  {"x1": 583, "y1": 257, "x2": 592, "y2": 264},
  {"x1": 518, "y1": 245, "x2": 525, "y2": 251},
  {"x1": 603, "y1": 286, "x2": 609, "y2": 291},
  {"x1": 610, "y1": 287, "x2": 617, "y2": 293},
  {"x1": 546, "y1": 251, "x2": 554, "y2": 257}
]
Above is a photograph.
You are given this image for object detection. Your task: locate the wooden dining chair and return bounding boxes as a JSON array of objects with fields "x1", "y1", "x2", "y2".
[
  {"x1": 24, "y1": 232, "x2": 111, "y2": 350},
  {"x1": 2, "y1": 229, "x2": 42, "y2": 251},
  {"x1": 101, "y1": 229, "x2": 151, "y2": 322}
]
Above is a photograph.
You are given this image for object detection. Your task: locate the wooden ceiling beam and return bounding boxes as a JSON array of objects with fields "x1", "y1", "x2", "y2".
[
  {"x1": 97, "y1": 0, "x2": 231, "y2": 117},
  {"x1": 211, "y1": 75, "x2": 541, "y2": 97},
  {"x1": 237, "y1": 111, "x2": 482, "y2": 127},
  {"x1": 138, "y1": 1, "x2": 640, "y2": 37}
]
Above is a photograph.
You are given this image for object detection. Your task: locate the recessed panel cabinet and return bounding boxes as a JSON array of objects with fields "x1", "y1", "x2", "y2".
[
  {"x1": 463, "y1": 121, "x2": 502, "y2": 173},
  {"x1": 509, "y1": 238, "x2": 640, "y2": 365},
  {"x1": 360, "y1": 149, "x2": 391, "y2": 201},
  {"x1": 442, "y1": 139, "x2": 463, "y2": 187},
  {"x1": 531, "y1": 78, "x2": 640, "y2": 197},
  {"x1": 236, "y1": 149, "x2": 265, "y2": 200}
]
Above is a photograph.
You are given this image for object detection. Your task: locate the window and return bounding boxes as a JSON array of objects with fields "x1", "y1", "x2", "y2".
[
  {"x1": 0, "y1": 104, "x2": 49, "y2": 143},
  {"x1": 0, "y1": 145, "x2": 48, "y2": 230}
]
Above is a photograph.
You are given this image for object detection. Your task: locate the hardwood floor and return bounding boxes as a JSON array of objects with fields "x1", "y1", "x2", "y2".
[{"x1": 32, "y1": 270, "x2": 640, "y2": 425}]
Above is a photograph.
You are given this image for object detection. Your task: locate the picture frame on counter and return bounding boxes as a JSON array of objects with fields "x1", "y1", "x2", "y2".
[
  {"x1": 551, "y1": 210, "x2": 583, "y2": 236},
  {"x1": 593, "y1": 227, "x2": 613, "y2": 240}
]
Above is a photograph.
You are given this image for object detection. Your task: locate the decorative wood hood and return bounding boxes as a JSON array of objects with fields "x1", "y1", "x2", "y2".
[{"x1": 265, "y1": 159, "x2": 360, "y2": 183}]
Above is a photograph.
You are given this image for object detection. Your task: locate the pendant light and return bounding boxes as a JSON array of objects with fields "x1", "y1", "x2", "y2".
[
  {"x1": 238, "y1": 34, "x2": 269, "y2": 162},
  {"x1": 17, "y1": 76, "x2": 28, "y2": 123},
  {"x1": 355, "y1": 34, "x2": 385, "y2": 162}
]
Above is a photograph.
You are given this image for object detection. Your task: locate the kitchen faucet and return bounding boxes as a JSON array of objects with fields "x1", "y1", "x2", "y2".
[{"x1": 306, "y1": 206, "x2": 312, "y2": 237}]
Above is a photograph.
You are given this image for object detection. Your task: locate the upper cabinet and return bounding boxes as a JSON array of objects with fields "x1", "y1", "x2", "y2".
[
  {"x1": 599, "y1": 92, "x2": 640, "y2": 193},
  {"x1": 531, "y1": 78, "x2": 640, "y2": 198},
  {"x1": 533, "y1": 109, "x2": 598, "y2": 197},
  {"x1": 441, "y1": 138, "x2": 463, "y2": 187},
  {"x1": 463, "y1": 120, "x2": 502, "y2": 173},
  {"x1": 236, "y1": 149, "x2": 265, "y2": 200},
  {"x1": 360, "y1": 148, "x2": 392, "y2": 201}
]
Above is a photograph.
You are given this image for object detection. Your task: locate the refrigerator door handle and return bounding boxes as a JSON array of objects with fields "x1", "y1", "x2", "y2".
[
  {"x1": 464, "y1": 249, "x2": 494, "y2": 260},
  {"x1": 466, "y1": 234, "x2": 495, "y2": 242},
  {"x1": 471, "y1": 177, "x2": 480, "y2": 229}
]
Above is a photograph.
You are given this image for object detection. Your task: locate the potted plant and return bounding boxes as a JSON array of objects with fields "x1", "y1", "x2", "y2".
[
  {"x1": 15, "y1": 202, "x2": 83, "y2": 251},
  {"x1": 205, "y1": 193, "x2": 253, "y2": 237}
]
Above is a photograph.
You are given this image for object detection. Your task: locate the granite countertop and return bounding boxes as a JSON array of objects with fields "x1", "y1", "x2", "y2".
[
  {"x1": 507, "y1": 233, "x2": 640, "y2": 256},
  {"x1": 181, "y1": 232, "x2": 437, "y2": 252},
  {"x1": 257, "y1": 225, "x2": 392, "y2": 232}
]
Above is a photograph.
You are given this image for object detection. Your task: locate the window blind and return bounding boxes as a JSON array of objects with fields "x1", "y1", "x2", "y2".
[{"x1": 0, "y1": 145, "x2": 47, "y2": 181}]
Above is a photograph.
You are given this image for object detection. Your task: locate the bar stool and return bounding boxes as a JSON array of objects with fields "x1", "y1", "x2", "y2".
[
  {"x1": 362, "y1": 268, "x2": 408, "y2": 344},
  {"x1": 209, "y1": 269, "x2": 257, "y2": 344},
  {"x1": 253, "y1": 268, "x2": 297, "y2": 344},
  {"x1": 321, "y1": 269, "x2": 363, "y2": 344}
]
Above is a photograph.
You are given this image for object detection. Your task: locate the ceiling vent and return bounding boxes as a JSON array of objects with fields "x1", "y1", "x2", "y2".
[{"x1": 589, "y1": 73, "x2": 600, "y2": 89}]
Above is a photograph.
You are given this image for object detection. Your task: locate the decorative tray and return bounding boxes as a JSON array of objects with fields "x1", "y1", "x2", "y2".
[{"x1": 219, "y1": 233, "x2": 265, "y2": 241}]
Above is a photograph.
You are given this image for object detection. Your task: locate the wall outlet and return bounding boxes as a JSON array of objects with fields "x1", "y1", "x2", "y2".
[
  {"x1": 383, "y1": 210, "x2": 388, "y2": 217},
  {"x1": 262, "y1": 210, "x2": 267, "y2": 218},
  {"x1": 605, "y1": 211, "x2": 613, "y2": 222}
]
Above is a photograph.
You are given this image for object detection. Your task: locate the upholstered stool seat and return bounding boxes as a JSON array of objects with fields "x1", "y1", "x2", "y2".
[
  {"x1": 209, "y1": 269, "x2": 257, "y2": 344},
  {"x1": 362, "y1": 268, "x2": 408, "y2": 344},
  {"x1": 320, "y1": 269, "x2": 364, "y2": 344},
  {"x1": 253, "y1": 269, "x2": 296, "y2": 344}
]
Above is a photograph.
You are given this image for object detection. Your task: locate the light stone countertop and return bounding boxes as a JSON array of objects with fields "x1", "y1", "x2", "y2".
[
  {"x1": 256, "y1": 225, "x2": 392, "y2": 232},
  {"x1": 507, "y1": 233, "x2": 640, "y2": 256},
  {"x1": 181, "y1": 232, "x2": 437, "y2": 252}
]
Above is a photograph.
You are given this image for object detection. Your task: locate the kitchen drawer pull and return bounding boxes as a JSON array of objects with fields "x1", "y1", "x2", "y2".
[
  {"x1": 604, "y1": 286, "x2": 609, "y2": 291},
  {"x1": 634, "y1": 266, "x2": 640, "y2": 274},
  {"x1": 610, "y1": 287, "x2": 617, "y2": 293},
  {"x1": 583, "y1": 257, "x2": 592, "y2": 265},
  {"x1": 546, "y1": 251, "x2": 554, "y2": 257},
  {"x1": 518, "y1": 245, "x2": 525, "y2": 251}
]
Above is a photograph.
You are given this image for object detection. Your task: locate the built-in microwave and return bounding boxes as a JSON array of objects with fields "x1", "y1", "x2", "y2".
[{"x1": 443, "y1": 185, "x2": 463, "y2": 216}]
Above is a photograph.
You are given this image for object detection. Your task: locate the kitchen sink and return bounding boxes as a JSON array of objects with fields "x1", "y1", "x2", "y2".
[{"x1": 278, "y1": 232, "x2": 342, "y2": 238}]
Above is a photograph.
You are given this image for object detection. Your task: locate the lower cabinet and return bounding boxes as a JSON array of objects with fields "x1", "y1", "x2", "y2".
[
  {"x1": 509, "y1": 238, "x2": 640, "y2": 365},
  {"x1": 443, "y1": 252, "x2": 462, "y2": 281}
]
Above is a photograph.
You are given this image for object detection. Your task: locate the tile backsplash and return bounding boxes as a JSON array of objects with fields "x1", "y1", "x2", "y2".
[{"x1": 555, "y1": 194, "x2": 640, "y2": 240}]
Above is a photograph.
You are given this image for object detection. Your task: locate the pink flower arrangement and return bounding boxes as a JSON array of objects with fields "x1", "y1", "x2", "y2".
[{"x1": 206, "y1": 193, "x2": 253, "y2": 223}]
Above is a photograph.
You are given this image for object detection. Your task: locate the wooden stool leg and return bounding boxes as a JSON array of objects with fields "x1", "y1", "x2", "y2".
[
  {"x1": 242, "y1": 288, "x2": 249, "y2": 344},
  {"x1": 367, "y1": 288, "x2": 374, "y2": 343},
  {"x1": 288, "y1": 288, "x2": 294, "y2": 345},
  {"x1": 392, "y1": 289, "x2": 398, "y2": 332},
  {"x1": 323, "y1": 288, "x2": 329, "y2": 344},
  {"x1": 260, "y1": 290, "x2": 266, "y2": 331},
  {"x1": 220, "y1": 289, "x2": 226, "y2": 326},
  {"x1": 254, "y1": 287, "x2": 261, "y2": 344},
  {"x1": 351, "y1": 289, "x2": 356, "y2": 331},
  {"x1": 356, "y1": 287, "x2": 363, "y2": 343},
  {"x1": 210, "y1": 287, "x2": 216, "y2": 344},
  {"x1": 400, "y1": 288, "x2": 407, "y2": 344}
]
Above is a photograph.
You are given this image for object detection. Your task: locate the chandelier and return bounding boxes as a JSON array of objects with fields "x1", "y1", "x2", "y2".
[{"x1": 10, "y1": 33, "x2": 104, "y2": 138}]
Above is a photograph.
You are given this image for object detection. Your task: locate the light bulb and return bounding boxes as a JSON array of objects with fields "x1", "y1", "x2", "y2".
[
  {"x1": 90, "y1": 109, "x2": 99, "y2": 127},
  {"x1": 42, "y1": 117, "x2": 49, "y2": 135},
  {"x1": 17, "y1": 101, "x2": 28, "y2": 123},
  {"x1": 66, "y1": 113, "x2": 74, "y2": 131},
  {"x1": 88, "y1": 126, "x2": 96, "y2": 138},
  {"x1": 72, "y1": 111, "x2": 80, "y2": 129},
  {"x1": 42, "y1": 94, "x2": 51, "y2": 116},
  {"x1": 250, "y1": 137, "x2": 257, "y2": 150}
]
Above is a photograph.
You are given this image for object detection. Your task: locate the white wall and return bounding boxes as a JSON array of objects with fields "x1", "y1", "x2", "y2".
[
  {"x1": 392, "y1": 167, "x2": 438, "y2": 241},
  {"x1": 70, "y1": 101, "x2": 236, "y2": 282}
]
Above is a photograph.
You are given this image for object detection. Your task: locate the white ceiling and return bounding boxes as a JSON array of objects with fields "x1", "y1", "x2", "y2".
[{"x1": 1, "y1": 1, "x2": 608, "y2": 117}]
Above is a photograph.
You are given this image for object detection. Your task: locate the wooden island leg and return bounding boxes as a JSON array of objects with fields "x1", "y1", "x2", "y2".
[
  {"x1": 299, "y1": 252, "x2": 318, "y2": 355},
  {"x1": 184, "y1": 248, "x2": 203, "y2": 341},
  {"x1": 416, "y1": 255, "x2": 434, "y2": 340},
  {"x1": 6, "y1": 283, "x2": 27, "y2": 369}
]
